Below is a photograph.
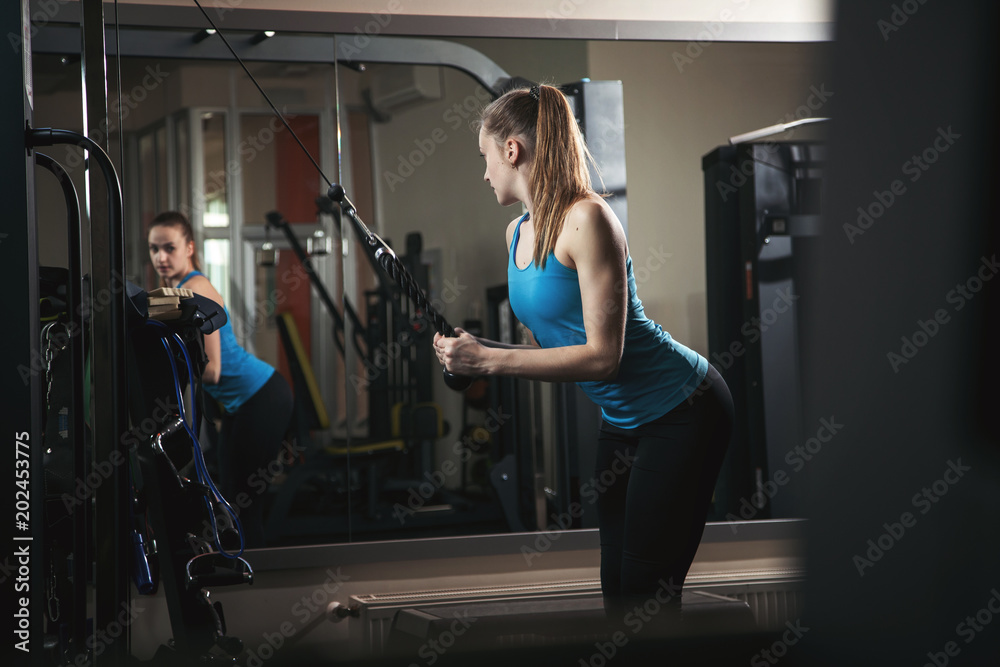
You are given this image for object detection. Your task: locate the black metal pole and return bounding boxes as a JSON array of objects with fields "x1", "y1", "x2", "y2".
[
  {"x1": 80, "y1": 0, "x2": 130, "y2": 660},
  {"x1": 33, "y1": 152, "x2": 88, "y2": 661}
]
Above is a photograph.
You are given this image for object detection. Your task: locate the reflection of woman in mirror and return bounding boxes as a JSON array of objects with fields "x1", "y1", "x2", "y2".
[
  {"x1": 433, "y1": 85, "x2": 734, "y2": 620},
  {"x1": 148, "y1": 211, "x2": 293, "y2": 548}
]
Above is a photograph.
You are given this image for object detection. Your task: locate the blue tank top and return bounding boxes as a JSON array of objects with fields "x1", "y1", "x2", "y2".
[
  {"x1": 506, "y1": 214, "x2": 708, "y2": 428},
  {"x1": 177, "y1": 271, "x2": 274, "y2": 413}
]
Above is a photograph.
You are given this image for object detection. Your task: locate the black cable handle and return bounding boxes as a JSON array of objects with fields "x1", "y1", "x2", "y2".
[{"x1": 328, "y1": 184, "x2": 472, "y2": 391}]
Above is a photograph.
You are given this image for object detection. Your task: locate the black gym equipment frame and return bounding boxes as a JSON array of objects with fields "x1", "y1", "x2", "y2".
[
  {"x1": 2, "y1": 3, "x2": 132, "y2": 663},
  {"x1": 32, "y1": 151, "x2": 88, "y2": 666},
  {"x1": 2, "y1": 0, "x2": 45, "y2": 661},
  {"x1": 702, "y1": 141, "x2": 824, "y2": 522},
  {"x1": 23, "y1": 122, "x2": 259, "y2": 663},
  {"x1": 7, "y1": 1, "x2": 266, "y2": 664}
]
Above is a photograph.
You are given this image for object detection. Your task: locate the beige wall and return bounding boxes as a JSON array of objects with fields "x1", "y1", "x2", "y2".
[{"x1": 587, "y1": 40, "x2": 832, "y2": 354}]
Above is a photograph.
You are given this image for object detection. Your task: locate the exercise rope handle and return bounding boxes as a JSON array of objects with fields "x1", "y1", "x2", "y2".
[
  {"x1": 328, "y1": 184, "x2": 473, "y2": 391},
  {"x1": 374, "y1": 248, "x2": 454, "y2": 338}
]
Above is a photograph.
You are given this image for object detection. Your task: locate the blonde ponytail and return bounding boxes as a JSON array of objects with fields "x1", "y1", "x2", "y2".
[{"x1": 481, "y1": 84, "x2": 601, "y2": 268}]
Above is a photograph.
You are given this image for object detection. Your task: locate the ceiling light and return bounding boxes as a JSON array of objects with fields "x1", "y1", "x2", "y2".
[
  {"x1": 192, "y1": 28, "x2": 216, "y2": 43},
  {"x1": 251, "y1": 30, "x2": 276, "y2": 45}
]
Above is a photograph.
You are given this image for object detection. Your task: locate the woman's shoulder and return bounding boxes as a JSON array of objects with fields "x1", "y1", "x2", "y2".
[
  {"x1": 556, "y1": 196, "x2": 627, "y2": 267},
  {"x1": 565, "y1": 196, "x2": 622, "y2": 239},
  {"x1": 181, "y1": 272, "x2": 225, "y2": 307}
]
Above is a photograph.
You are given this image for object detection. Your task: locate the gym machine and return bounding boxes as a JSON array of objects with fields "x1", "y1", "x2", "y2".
[
  {"x1": 4, "y1": 2, "x2": 262, "y2": 662},
  {"x1": 260, "y1": 205, "x2": 469, "y2": 541},
  {"x1": 703, "y1": 139, "x2": 825, "y2": 521}
]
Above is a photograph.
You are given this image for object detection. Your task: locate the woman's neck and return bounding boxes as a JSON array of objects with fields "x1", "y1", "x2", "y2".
[{"x1": 166, "y1": 268, "x2": 194, "y2": 288}]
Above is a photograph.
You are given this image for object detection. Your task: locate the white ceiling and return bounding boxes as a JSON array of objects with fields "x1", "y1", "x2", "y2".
[
  {"x1": 74, "y1": 0, "x2": 835, "y2": 42},
  {"x1": 110, "y1": 0, "x2": 834, "y2": 24}
]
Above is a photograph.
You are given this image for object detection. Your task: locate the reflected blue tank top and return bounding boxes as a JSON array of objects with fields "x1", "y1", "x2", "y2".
[
  {"x1": 506, "y1": 214, "x2": 708, "y2": 428},
  {"x1": 177, "y1": 271, "x2": 274, "y2": 413}
]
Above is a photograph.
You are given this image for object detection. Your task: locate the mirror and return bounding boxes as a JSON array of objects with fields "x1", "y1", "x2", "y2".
[
  {"x1": 31, "y1": 28, "x2": 830, "y2": 549},
  {"x1": 330, "y1": 35, "x2": 831, "y2": 547}
]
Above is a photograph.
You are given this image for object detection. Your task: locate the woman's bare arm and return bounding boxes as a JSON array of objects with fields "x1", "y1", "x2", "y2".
[
  {"x1": 435, "y1": 198, "x2": 627, "y2": 383},
  {"x1": 183, "y1": 274, "x2": 225, "y2": 384}
]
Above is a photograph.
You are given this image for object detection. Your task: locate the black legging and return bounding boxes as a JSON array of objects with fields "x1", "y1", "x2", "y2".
[
  {"x1": 595, "y1": 364, "x2": 734, "y2": 619},
  {"x1": 216, "y1": 371, "x2": 294, "y2": 548}
]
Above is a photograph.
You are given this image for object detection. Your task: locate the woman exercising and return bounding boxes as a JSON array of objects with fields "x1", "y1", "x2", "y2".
[
  {"x1": 148, "y1": 211, "x2": 293, "y2": 548},
  {"x1": 433, "y1": 85, "x2": 734, "y2": 619}
]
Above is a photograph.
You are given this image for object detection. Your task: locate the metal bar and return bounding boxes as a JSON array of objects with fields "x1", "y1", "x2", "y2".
[
  {"x1": 33, "y1": 24, "x2": 337, "y2": 63},
  {"x1": 80, "y1": 1, "x2": 127, "y2": 661},
  {"x1": 30, "y1": 127, "x2": 128, "y2": 660},
  {"x1": 334, "y1": 35, "x2": 511, "y2": 96},
  {"x1": 33, "y1": 26, "x2": 512, "y2": 96},
  {"x1": 33, "y1": 152, "x2": 88, "y2": 662}
]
